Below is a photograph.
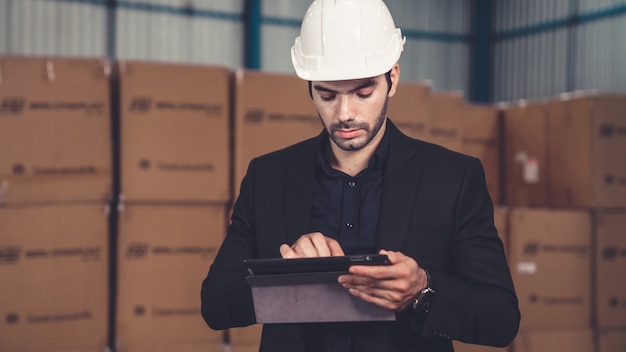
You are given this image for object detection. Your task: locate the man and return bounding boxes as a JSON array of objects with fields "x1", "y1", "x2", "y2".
[{"x1": 201, "y1": 0, "x2": 520, "y2": 351}]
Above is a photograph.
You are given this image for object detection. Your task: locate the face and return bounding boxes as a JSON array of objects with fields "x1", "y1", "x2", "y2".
[{"x1": 312, "y1": 66, "x2": 398, "y2": 152}]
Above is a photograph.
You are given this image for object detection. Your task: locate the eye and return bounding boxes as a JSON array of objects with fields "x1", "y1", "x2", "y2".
[
  {"x1": 357, "y1": 92, "x2": 373, "y2": 99},
  {"x1": 320, "y1": 94, "x2": 336, "y2": 102}
]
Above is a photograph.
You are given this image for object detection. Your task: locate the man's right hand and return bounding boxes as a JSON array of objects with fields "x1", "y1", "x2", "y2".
[{"x1": 279, "y1": 232, "x2": 345, "y2": 258}]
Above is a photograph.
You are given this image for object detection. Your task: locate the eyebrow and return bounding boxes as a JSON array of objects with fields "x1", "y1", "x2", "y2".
[{"x1": 313, "y1": 79, "x2": 377, "y2": 94}]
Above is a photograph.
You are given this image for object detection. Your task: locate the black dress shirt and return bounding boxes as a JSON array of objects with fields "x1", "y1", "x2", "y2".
[
  {"x1": 305, "y1": 126, "x2": 390, "y2": 352},
  {"x1": 311, "y1": 127, "x2": 389, "y2": 254}
]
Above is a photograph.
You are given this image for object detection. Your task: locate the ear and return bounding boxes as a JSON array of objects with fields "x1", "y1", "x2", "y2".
[{"x1": 387, "y1": 64, "x2": 400, "y2": 98}]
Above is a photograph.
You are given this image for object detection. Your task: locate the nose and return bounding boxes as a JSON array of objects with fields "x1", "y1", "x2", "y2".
[{"x1": 338, "y1": 95, "x2": 356, "y2": 122}]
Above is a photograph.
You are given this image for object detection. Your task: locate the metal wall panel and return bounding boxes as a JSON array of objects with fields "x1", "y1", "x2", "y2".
[
  {"x1": 389, "y1": 0, "x2": 470, "y2": 91},
  {"x1": 494, "y1": 0, "x2": 626, "y2": 102},
  {"x1": 493, "y1": 29, "x2": 569, "y2": 102},
  {"x1": 260, "y1": 25, "x2": 299, "y2": 74},
  {"x1": 495, "y1": 0, "x2": 572, "y2": 31},
  {"x1": 115, "y1": 1, "x2": 243, "y2": 66},
  {"x1": 262, "y1": 0, "x2": 309, "y2": 18},
  {"x1": 0, "y1": 0, "x2": 244, "y2": 67},
  {"x1": 121, "y1": 0, "x2": 243, "y2": 12},
  {"x1": 259, "y1": 0, "x2": 307, "y2": 75},
  {"x1": 387, "y1": 0, "x2": 470, "y2": 33},
  {"x1": 399, "y1": 40, "x2": 469, "y2": 91},
  {"x1": 0, "y1": 0, "x2": 107, "y2": 57},
  {"x1": 115, "y1": 6, "x2": 243, "y2": 67},
  {"x1": 579, "y1": 0, "x2": 626, "y2": 13},
  {"x1": 575, "y1": 17, "x2": 626, "y2": 93}
]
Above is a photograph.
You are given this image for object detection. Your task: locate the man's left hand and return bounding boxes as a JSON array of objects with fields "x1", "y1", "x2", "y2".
[{"x1": 338, "y1": 249, "x2": 427, "y2": 311}]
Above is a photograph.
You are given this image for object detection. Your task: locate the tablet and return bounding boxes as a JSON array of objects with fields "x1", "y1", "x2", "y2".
[{"x1": 244, "y1": 254, "x2": 389, "y2": 276}]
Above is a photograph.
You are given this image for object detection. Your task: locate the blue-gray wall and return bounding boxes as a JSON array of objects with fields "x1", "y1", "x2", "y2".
[
  {"x1": 1, "y1": 0, "x2": 624, "y2": 102},
  {"x1": 493, "y1": 0, "x2": 626, "y2": 101}
]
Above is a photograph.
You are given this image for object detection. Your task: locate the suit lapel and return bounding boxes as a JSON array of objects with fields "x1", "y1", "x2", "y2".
[
  {"x1": 376, "y1": 122, "x2": 424, "y2": 251},
  {"x1": 283, "y1": 135, "x2": 321, "y2": 245}
]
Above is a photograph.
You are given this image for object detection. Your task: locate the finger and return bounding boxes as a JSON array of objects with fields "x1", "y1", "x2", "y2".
[
  {"x1": 326, "y1": 237, "x2": 345, "y2": 256},
  {"x1": 346, "y1": 287, "x2": 404, "y2": 311},
  {"x1": 380, "y1": 249, "x2": 403, "y2": 264},
  {"x1": 280, "y1": 244, "x2": 298, "y2": 258},
  {"x1": 340, "y1": 275, "x2": 405, "y2": 293},
  {"x1": 309, "y1": 233, "x2": 332, "y2": 257},
  {"x1": 348, "y1": 262, "x2": 396, "y2": 279},
  {"x1": 292, "y1": 235, "x2": 322, "y2": 257}
]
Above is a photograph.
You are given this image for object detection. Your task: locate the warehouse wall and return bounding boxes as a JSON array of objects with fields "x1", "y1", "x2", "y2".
[
  {"x1": 493, "y1": 0, "x2": 626, "y2": 102},
  {"x1": 0, "y1": 0, "x2": 108, "y2": 57},
  {"x1": 115, "y1": 0, "x2": 244, "y2": 66},
  {"x1": 0, "y1": 0, "x2": 470, "y2": 91},
  {"x1": 2, "y1": 0, "x2": 625, "y2": 101},
  {"x1": 0, "y1": 0, "x2": 245, "y2": 67}
]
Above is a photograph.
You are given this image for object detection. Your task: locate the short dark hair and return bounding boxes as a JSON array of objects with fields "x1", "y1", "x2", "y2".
[{"x1": 308, "y1": 69, "x2": 393, "y2": 99}]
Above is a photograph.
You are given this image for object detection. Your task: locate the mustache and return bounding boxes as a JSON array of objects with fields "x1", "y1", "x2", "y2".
[{"x1": 329, "y1": 121, "x2": 369, "y2": 131}]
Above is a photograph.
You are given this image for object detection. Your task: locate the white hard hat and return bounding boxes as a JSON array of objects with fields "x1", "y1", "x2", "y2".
[{"x1": 291, "y1": 0, "x2": 406, "y2": 81}]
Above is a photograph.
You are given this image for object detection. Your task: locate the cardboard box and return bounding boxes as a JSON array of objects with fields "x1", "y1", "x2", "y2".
[
  {"x1": 233, "y1": 70, "x2": 322, "y2": 197},
  {"x1": 119, "y1": 61, "x2": 230, "y2": 203},
  {"x1": 0, "y1": 204, "x2": 109, "y2": 352},
  {"x1": 494, "y1": 206, "x2": 509, "y2": 258},
  {"x1": 387, "y1": 80, "x2": 431, "y2": 140},
  {"x1": 503, "y1": 102, "x2": 549, "y2": 207},
  {"x1": 424, "y1": 92, "x2": 464, "y2": 152},
  {"x1": 597, "y1": 328, "x2": 626, "y2": 352},
  {"x1": 227, "y1": 343, "x2": 260, "y2": 352},
  {"x1": 509, "y1": 208, "x2": 591, "y2": 329},
  {"x1": 463, "y1": 103, "x2": 503, "y2": 205},
  {"x1": 229, "y1": 324, "x2": 263, "y2": 346},
  {"x1": 548, "y1": 94, "x2": 626, "y2": 208},
  {"x1": 594, "y1": 211, "x2": 626, "y2": 328},
  {"x1": 0, "y1": 56, "x2": 112, "y2": 205},
  {"x1": 513, "y1": 328, "x2": 594, "y2": 352},
  {"x1": 452, "y1": 341, "x2": 509, "y2": 352},
  {"x1": 116, "y1": 204, "x2": 226, "y2": 351}
]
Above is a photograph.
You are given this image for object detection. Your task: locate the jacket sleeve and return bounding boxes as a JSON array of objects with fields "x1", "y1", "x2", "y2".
[
  {"x1": 201, "y1": 159, "x2": 258, "y2": 330},
  {"x1": 419, "y1": 158, "x2": 520, "y2": 347}
]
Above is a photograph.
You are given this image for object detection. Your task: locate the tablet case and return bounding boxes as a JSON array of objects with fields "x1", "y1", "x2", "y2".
[{"x1": 246, "y1": 271, "x2": 396, "y2": 323}]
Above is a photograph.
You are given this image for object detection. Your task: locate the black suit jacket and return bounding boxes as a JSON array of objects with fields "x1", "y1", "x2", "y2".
[{"x1": 201, "y1": 120, "x2": 520, "y2": 352}]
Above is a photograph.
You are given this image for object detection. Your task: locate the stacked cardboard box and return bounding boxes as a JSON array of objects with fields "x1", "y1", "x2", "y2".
[
  {"x1": 461, "y1": 103, "x2": 503, "y2": 205},
  {"x1": 115, "y1": 61, "x2": 228, "y2": 352},
  {"x1": 503, "y1": 94, "x2": 626, "y2": 209},
  {"x1": 387, "y1": 80, "x2": 431, "y2": 141},
  {"x1": 424, "y1": 92, "x2": 466, "y2": 152},
  {"x1": 502, "y1": 93, "x2": 626, "y2": 352},
  {"x1": 0, "y1": 204, "x2": 110, "y2": 352},
  {"x1": 0, "y1": 56, "x2": 112, "y2": 205},
  {"x1": 0, "y1": 56, "x2": 112, "y2": 352},
  {"x1": 7, "y1": 56, "x2": 623, "y2": 351},
  {"x1": 502, "y1": 101, "x2": 550, "y2": 208},
  {"x1": 229, "y1": 69, "x2": 324, "y2": 350},
  {"x1": 390, "y1": 87, "x2": 503, "y2": 205},
  {"x1": 547, "y1": 95, "x2": 626, "y2": 208},
  {"x1": 115, "y1": 205, "x2": 225, "y2": 352},
  {"x1": 232, "y1": 69, "x2": 322, "y2": 198}
]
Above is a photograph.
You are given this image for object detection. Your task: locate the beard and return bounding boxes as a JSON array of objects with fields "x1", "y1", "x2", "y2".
[{"x1": 322, "y1": 97, "x2": 389, "y2": 152}]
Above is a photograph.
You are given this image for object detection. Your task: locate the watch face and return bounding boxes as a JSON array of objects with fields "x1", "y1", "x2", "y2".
[{"x1": 413, "y1": 288, "x2": 435, "y2": 312}]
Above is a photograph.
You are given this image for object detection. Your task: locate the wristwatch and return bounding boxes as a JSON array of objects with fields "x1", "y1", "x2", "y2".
[{"x1": 411, "y1": 269, "x2": 435, "y2": 313}]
